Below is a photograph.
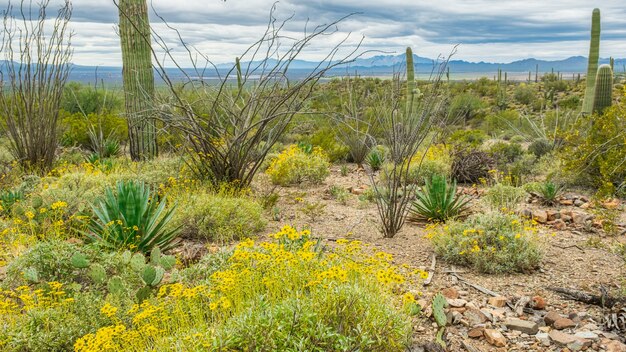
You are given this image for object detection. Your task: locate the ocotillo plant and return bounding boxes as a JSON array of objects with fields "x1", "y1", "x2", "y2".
[
  {"x1": 582, "y1": 8, "x2": 601, "y2": 114},
  {"x1": 592, "y1": 64, "x2": 613, "y2": 114},
  {"x1": 118, "y1": 0, "x2": 157, "y2": 160}
]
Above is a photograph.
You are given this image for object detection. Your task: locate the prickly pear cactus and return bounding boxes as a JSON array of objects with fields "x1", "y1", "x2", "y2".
[
  {"x1": 71, "y1": 252, "x2": 89, "y2": 268},
  {"x1": 159, "y1": 255, "x2": 176, "y2": 270},
  {"x1": 136, "y1": 286, "x2": 152, "y2": 302},
  {"x1": 108, "y1": 276, "x2": 126, "y2": 296},
  {"x1": 120, "y1": 250, "x2": 132, "y2": 265},
  {"x1": 432, "y1": 293, "x2": 448, "y2": 327},
  {"x1": 130, "y1": 252, "x2": 146, "y2": 271},
  {"x1": 432, "y1": 292, "x2": 448, "y2": 349},
  {"x1": 89, "y1": 264, "x2": 107, "y2": 284}
]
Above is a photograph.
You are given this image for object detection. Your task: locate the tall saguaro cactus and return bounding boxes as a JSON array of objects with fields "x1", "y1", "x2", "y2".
[
  {"x1": 405, "y1": 47, "x2": 416, "y2": 117},
  {"x1": 118, "y1": 0, "x2": 157, "y2": 160},
  {"x1": 592, "y1": 64, "x2": 613, "y2": 114},
  {"x1": 582, "y1": 8, "x2": 601, "y2": 115}
]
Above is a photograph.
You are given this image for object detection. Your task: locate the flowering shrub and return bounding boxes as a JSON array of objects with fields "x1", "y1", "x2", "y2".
[
  {"x1": 74, "y1": 226, "x2": 424, "y2": 351},
  {"x1": 266, "y1": 145, "x2": 330, "y2": 186},
  {"x1": 427, "y1": 212, "x2": 544, "y2": 273},
  {"x1": 382, "y1": 144, "x2": 451, "y2": 185}
]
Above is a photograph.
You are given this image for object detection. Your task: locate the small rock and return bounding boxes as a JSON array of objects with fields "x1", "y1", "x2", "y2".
[
  {"x1": 447, "y1": 310, "x2": 463, "y2": 325},
  {"x1": 601, "y1": 339, "x2": 626, "y2": 352},
  {"x1": 536, "y1": 332, "x2": 551, "y2": 347},
  {"x1": 568, "y1": 339, "x2": 592, "y2": 351},
  {"x1": 468, "y1": 327, "x2": 485, "y2": 338},
  {"x1": 441, "y1": 287, "x2": 459, "y2": 299},
  {"x1": 549, "y1": 330, "x2": 577, "y2": 345},
  {"x1": 574, "y1": 199, "x2": 585, "y2": 207},
  {"x1": 520, "y1": 208, "x2": 533, "y2": 218},
  {"x1": 533, "y1": 211, "x2": 548, "y2": 224},
  {"x1": 552, "y1": 219, "x2": 567, "y2": 230},
  {"x1": 580, "y1": 202, "x2": 591, "y2": 209},
  {"x1": 484, "y1": 329, "x2": 507, "y2": 347},
  {"x1": 488, "y1": 296, "x2": 508, "y2": 308},
  {"x1": 572, "y1": 211, "x2": 590, "y2": 225},
  {"x1": 505, "y1": 318, "x2": 539, "y2": 335},
  {"x1": 543, "y1": 311, "x2": 561, "y2": 326},
  {"x1": 464, "y1": 307, "x2": 489, "y2": 325},
  {"x1": 447, "y1": 298, "x2": 467, "y2": 308},
  {"x1": 553, "y1": 317, "x2": 576, "y2": 330},
  {"x1": 560, "y1": 199, "x2": 574, "y2": 206},
  {"x1": 574, "y1": 331, "x2": 598, "y2": 340},
  {"x1": 547, "y1": 210, "x2": 560, "y2": 221},
  {"x1": 531, "y1": 296, "x2": 546, "y2": 310},
  {"x1": 603, "y1": 198, "x2": 621, "y2": 210}
]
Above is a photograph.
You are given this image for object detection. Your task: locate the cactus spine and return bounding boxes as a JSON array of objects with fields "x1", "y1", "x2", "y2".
[
  {"x1": 592, "y1": 64, "x2": 613, "y2": 114},
  {"x1": 118, "y1": 0, "x2": 157, "y2": 160},
  {"x1": 582, "y1": 8, "x2": 601, "y2": 114}
]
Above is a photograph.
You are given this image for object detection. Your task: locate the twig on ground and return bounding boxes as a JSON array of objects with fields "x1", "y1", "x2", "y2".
[{"x1": 423, "y1": 254, "x2": 436, "y2": 286}]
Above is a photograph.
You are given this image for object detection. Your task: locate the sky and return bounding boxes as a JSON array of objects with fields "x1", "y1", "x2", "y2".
[{"x1": 1, "y1": 0, "x2": 626, "y2": 67}]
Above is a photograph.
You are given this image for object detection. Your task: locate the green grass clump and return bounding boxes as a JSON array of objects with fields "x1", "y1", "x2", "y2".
[{"x1": 408, "y1": 175, "x2": 470, "y2": 223}]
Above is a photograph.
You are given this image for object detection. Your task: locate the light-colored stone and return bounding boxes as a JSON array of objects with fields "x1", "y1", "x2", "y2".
[
  {"x1": 488, "y1": 296, "x2": 508, "y2": 308},
  {"x1": 504, "y1": 318, "x2": 539, "y2": 335},
  {"x1": 447, "y1": 298, "x2": 467, "y2": 308},
  {"x1": 484, "y1": 329, "x2": 507, "y2": 347},
  {"x1": 464, "y1": 307, "x2": 489, "y2": 326},
  {"x1": 574, "y1": 331, "x2": 598, "y2": 340},
  {"x1": 536, "y1": 332, "x2": 551, "y2": 347},
  {"x1": 601, "y1": 339, "x2": 626, "y2": 352},
  {"x1": 549, "y1": 330, "x2": 577, "y2": 345},
  {"x1": 533, "y1": 211, "x2": 548, "y2": 224}
]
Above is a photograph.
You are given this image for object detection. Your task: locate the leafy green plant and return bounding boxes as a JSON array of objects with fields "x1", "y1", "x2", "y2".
[
  {"x1": 366, "y1": 148, "x2": 385, "y2": 171},
  {"x1": 266, "y1": 145, "x2": 330, "y2": 186},
  {"x1": 0, "y1": 188, "x2": 24, "y2": 214},
  {"x1": 329, "y1": 185, "x2": 350, "y2": 204},
  {"x1": 408, "y1": 175, "x2": 471, "y2": 223},
  {"x1": 536, "y1": 181, "x2": 563, "y2": 205},
  {"x1": 87, "y1": 180, "x2": 181, "y2": 253},
  {"x1": 428, "y1": 212, "x2": 543, "y2": 273}
]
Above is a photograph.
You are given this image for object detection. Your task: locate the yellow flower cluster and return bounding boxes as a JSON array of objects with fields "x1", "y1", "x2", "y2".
[
  {"x1": 74, "y1": 225, "x2": 424, "y2": 351},
  {"x1": 0, "y1": 282, "x2": 72, "y2": 316}
]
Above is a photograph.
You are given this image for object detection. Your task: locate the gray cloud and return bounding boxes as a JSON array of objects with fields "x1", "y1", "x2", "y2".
[{"x1": 0, "y1": 0, "x2": 624, "y2": 66}]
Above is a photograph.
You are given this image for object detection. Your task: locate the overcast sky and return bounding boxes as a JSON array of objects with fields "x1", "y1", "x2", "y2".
[{"x1": 2, "y1": 0, "x2": 626, "y2": 67}]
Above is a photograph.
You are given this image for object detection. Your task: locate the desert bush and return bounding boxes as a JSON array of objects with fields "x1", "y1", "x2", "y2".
[
  {"x1": 408, "y1": 175, "x2": 471, "y2": 223},
  {"x1": 266, "y1": 145, "x2": 330, "y2": 186},
  {"x1": 171, "y1": 191, "x2": 266, "y2": 243},
  {"x1": 483, "y1": 183, "x2": 526, "y2": 211},
  {"x1": 382, "y1": 144, "x2": 451, "y2": 185},
  {"x1": 448, "y1": 129, "x2": 487, "y2": 148},
  {"x1": 557, "y1": 94, "x2": 581, "y2": 110},
  {"x1": 329, "y1": 185, "x2": 350, "y2": 204},
  {"x1": 72, "y1": 227, "x2": 423, "y2": 351},
  {"x1": 61, "y1": 82, "x2": 121, "y2": 115},
  {"x1": 528, "y1": 138, "x2": 553, "y2": 158},
  {"x1": 561, "y1": 104, "x2": 626, "y2": 196},
  {"x1": 307, "y1": 127, "x2": 350, "y2": 163},
  {"x1": 513, "y1": 84, "x2": 537, "y2": 105},
  {"x1": 366, "y1": 147, "x2": 386, "y2": 171},
  {"x1": 428, "y1": 212, "x2": 543, "y2": 273},
  {"x1": 482, "y1": 110, "x2": 520, "y2": 136},
  {"x1": 488, "y1": 141, "x2": 524, "y2": 166},
  {"x1": 88, "y1": 180, "x2": 181, "y2": 253},
  {"x1": 448, "y1": 93, "x2": 483, "y2": 122},
  {"x1": 451, "y1": 149, "x2": 494, "y2": 183}
]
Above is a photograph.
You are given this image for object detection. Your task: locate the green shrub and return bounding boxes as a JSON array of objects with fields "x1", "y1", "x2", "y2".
[
  {"x1": 88, "y1": 180, "x2": 181, "y2": 253},
  {"x1": 59, "y1": 111, "x2": 127, "y2": 149},
  {"x1": 513, "y1": 84, "x2": 537, "y2": 105},
  {"x1": 266, "y1": 145, "x2": 330, "y2": 186},
  {"x1": 448, "y1": 93, "x2": 483, "y2": 122},
  {"x1": 448, "y1": 129, "x2": 487, "y2": 148},
  {"x1": 428, "y1": 212, "x2": 543, "y2": 273},
  {"x1": 171, "y1": 191, "x2": 266, "y2": 242},
  {"x1": 329, "y1": 185, "x2": 350, "y2": 204},
  {"x1": 483, "y1": 183, "x2": 526, "y2": 211},
  {"x1": 408, "y1": 175, "x2": 471, "y2": 223},
  {"x1": 528, "y1": 138, "x2": 553, "y2": 158},
  {"x1": 488, "y1": 141, "x2": 524, "y2": 166},
  {"x1": 481, "y1": 110, "x2": 520, "y2": 136},
  {"x1": 366, "y1": 148, "x2": 385, "y2": 171}
]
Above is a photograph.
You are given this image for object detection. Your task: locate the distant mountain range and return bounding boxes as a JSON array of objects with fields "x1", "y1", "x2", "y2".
[{"x1": 20, "y1": 54, "x2": 626, "y2": 83}]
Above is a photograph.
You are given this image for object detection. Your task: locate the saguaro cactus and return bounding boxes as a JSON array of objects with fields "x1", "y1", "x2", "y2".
[
  {"x1": 592, "y1": 64, "x2": 613, "y2": 114},
  {"x1": 582, "y1": 8, "x2": 601, "y2": 115},
  {"x1": 118, "y1": 0, "x2": 157, "y2": 160},
  {"x1": 405, "y1": 47, "x2": 416, "y2": 117}
]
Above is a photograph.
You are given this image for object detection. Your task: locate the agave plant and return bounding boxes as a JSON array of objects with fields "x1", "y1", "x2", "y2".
[
  {"x1": 366, "y1": 149, "x2": 385, "y2": 171},
  {"x1": 88, "y1": 180, "x2": 181, "y2": 253},
  {"x1": 537, "y1": 181, "x2": 563, "y2": 206},
  {"x1": 408, "y1": 175, "x2": 471, "y2": 223}
]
